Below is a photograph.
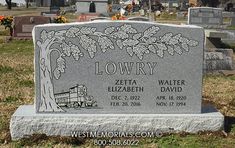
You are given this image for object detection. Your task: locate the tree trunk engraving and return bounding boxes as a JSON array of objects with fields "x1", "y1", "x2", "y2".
[{"x1": 38, "y1": 37, "x2": 65, "y2": 112}]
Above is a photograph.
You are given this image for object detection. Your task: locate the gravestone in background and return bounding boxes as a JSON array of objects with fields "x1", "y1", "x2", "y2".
[
  {"x1": 13, "y1": 16, "x2": 50, "y2": 39},
  {"x1": 41, "y1": 11, "x2": 58, "y2": 18},
  {"x1": 77, "y1": 13, "x2": 100, "y2": 22},
  {"x1": 204, "y1": 51, "x2": 233, "y2": 72},
  {"x1": 222, "y1": 12, "x2": 235, "y2": 26},
  {"x1": 128, "y1": 17, "x2": 150, "y2": 21},
  {"x1": 188, "y1": 7, "x2": 223, "y2": 28},
  {"x1": 193, "y1": 8, "x2": 227, "y2": 50},
  {"x1": 76, "y1": 0, "x2": 108, "y2": 14},
  {"x1": 90, "y1": 17, "x2": 111, "y2": 21},
  {"x1": 10, "y1": 21, "x2": 224, "y2": 140},
  {"x1": 231, "y1": 17, "x2": 235, "y2": 26},
  {"x1": 111, "y1": 4, "x2": 122, "y2": 13},
  {"x1": 204, "y1": 48, "x2": 234, "y2": 72},
  {"x1": 177, "y1": 11, "x2": 187, "y2": 19}
]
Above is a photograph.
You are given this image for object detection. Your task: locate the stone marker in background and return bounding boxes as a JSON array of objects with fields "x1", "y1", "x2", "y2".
[
  {"x1": 204, "y1": 51, "x2": 233, "y2": 72},
  {"x1": 13, "y1": 16, "x2": 50, "y2": 39},
  {"x1": 111, "y1": 4, "x2": 122, "y2": 13},
  {"x1": 222, "y1": 12, "x2": 235, "y2": 26},
  {"x1": 76, "y1": 0, "x2": 108, "y2": 14},
  {"x1": 188, "y1": 7, "x2": 223, "y2": 28},
  {"x1": 10, "y1": 21, "x2": 224, "y2": 140},
  {"x1": 204, "y1": 49, "x2": 234, "y2": 72},
  {"x1": 77, "y1": 13, "x2": 100, "y2": 22},
  {"x1": 41, "y1": 11, "x2": 58, "y2": 18},
  {"x1": 176, "y1": 11, "x2": 187, "y2": 19},
  {"x1": 90, "y1": 17, "x2": 111, "y2": 21},
  {"x1": 128, "y1": 17, "x2": 150, "y2": 21},
  {"x1": 205, "y1": 29, "x2": 228, "y2": 49},
  {"x1": 231, "y1": 17, "x2": 235, "y2": 26}
]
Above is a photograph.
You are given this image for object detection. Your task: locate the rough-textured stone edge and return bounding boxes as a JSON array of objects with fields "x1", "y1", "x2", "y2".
[{"x1": 10, "y1": 105, "x2": 224, "y2": 140}]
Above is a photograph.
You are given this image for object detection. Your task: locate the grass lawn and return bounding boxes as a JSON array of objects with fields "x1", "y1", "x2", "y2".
[
  {"x1": 0, "y1": 6, "x2": 49, "y2": 16},
  {"x1": 0, "y1": 39, "x2": 234, "y2": 147},
  {"x1": 227, "y1": 26, "x2": 235, "y2": 30}
]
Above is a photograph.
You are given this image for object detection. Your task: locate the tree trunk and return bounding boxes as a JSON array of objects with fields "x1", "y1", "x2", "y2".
[
  {"x1": 26, "y1": 0, "x2": 29, "y2": 8},
  {"x1": 5, "y1": 0, "x2": 12, "y2": 10}
]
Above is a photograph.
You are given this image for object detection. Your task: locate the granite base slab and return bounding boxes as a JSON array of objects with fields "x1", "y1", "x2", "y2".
[{"x1": 10, "y1": 105, "x2": 224, "y2": 140}]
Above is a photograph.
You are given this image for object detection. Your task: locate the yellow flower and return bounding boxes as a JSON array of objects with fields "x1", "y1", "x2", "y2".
[{"x1": 54, "y1": 16, "x2": 67, "y2": 23}]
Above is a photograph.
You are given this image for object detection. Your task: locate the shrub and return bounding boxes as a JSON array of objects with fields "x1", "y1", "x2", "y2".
[{"x1": 0, "y1": 16, "x2": 13, "y2": 36}]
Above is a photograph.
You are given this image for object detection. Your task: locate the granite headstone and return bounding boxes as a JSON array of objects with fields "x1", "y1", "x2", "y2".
[
  {"x1": 77, "y1": 13, "x2": 100, "y2": 22},
  {"x1": 33, "y1": 21, "x2": 203, "y2": 114},
  {"x1": 90, "y1": 17, "x2": 111, "y2": 21},
  {"x1": 111, "y1": 4, "x2": 122, "y2": 13},
  {"x1": 41, "y1": 12, "x2": 58, "y2": 18},
  {"x1": 204, "y1": 49, "x2": 234, "y2": 72},
  {"x1": 13, "y1": 16, "x2": 51, "y2": 38},
  {"x1": 231, "y1": 17, "x2": 235, "y2": 26},
  {"x1": 10, "y1": 21, "x2": 224, "y2": 140},
  {"x1": 76, "y1": 0, "x2": 108, "y2": 14},
  {"x1": 188, "y1": 7, "x2": 223, "y2": 28},
  {"x1": 128, "y1": 17, "x2": 150, "y2": 21}
]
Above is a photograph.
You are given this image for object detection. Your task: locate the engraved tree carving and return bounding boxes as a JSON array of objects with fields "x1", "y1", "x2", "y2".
[{"x1": 37, "y1": 24, "x2": 199, "y2": 112}]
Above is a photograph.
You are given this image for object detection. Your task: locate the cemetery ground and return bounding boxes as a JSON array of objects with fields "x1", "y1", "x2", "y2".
[
  {"x1": 0, "y1": 7, "x2": 48, "y2": 16},
  {"x1": 0, "y1": 29, "x2": 234, "y2": 148}
]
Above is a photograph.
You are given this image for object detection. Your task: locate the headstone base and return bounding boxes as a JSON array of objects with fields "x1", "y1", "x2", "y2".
[{"x1": 10, "y1": 105, "x2": 224, "y2": 140}]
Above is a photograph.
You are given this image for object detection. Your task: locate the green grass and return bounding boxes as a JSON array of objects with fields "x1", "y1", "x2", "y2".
[
  {"x1": 19, "y1": 80, "x2": 34, "y2": 87},
  {"x1": 0, "y1": 116, "x2": 8, "y2": 131},
  {"x1": 0, "y1": 29, "x2": 9, "y2": 36},
  {"x1": 0, "y1": 65, "x2": 14, "y2": 74},
  {"x1": 2, "y1": 96, "x2": 19, "y2": 103},
  {"x1": 155, "y1": 135, "x2": 181, "y2": 147},
  {"x1": 7, "y1": 133, "x2": 234, "y2": 147},
  {"x1": 159, "y1": 12, "x2": 177, "y2": 20},
  {"x1": 226, "y1": 26, "x2": 235, "y2": 30},
  {"x1": 0, "y1": 40, "x2": 33, "y2": 55},
  {"x1": 231, "y1": 124, "x2": 235, "y2": 133}
]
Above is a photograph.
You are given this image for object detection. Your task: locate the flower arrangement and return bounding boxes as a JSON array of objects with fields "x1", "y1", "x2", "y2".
[
  {"x1": 111, "y1": 13, "x2": 126, "y2": 20},
  {"x1": 53, "y1": 16, "x2": 68, "y2": 23},
  {"x1": 0, "y1": 16, "x2": 13, "y2": 36}
]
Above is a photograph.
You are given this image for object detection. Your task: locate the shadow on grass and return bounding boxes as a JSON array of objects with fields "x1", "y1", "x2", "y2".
[{"x1": 224, "y1": 116, "x2": 235, "y2": 133}]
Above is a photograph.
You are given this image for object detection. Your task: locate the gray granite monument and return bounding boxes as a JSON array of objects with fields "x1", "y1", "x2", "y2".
[
  {"x1": 111, "y1": 4, "x2": 122, "y2": 13},
  {"x1": 231, "y1": 17, "x2": 235, "y2": 26},
  {"x1": 188, "y1": 7, "x2": 223, "y2": 28},
  {"x1": 35, "y1": 21, "x2": 203, "y2": 114},
  {"x1": 76, "y1": 0, "x2": 108, "y2": 13},
  {"x1": 189, "y1": 7, "x2": 228, "y2": 50},
  {"x1": 10, "y1": 21, "x2": 224, "y2": 140},
  {"x1": 204, "y1": 49, "x2": 234, "y2": 72}
]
